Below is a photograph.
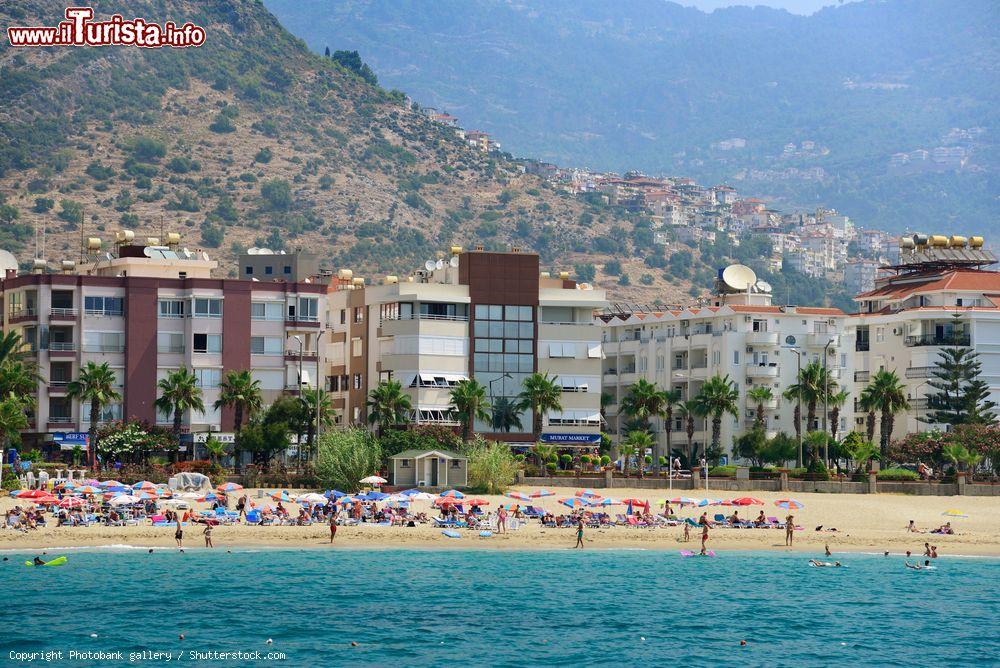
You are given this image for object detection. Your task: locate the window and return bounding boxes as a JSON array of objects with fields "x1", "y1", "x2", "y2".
[
  {"x1": 98, "y1": 403, "x2": 122, "y2": 422},
  {"x1": 158, "y1": 300, "x2": 186, "y2": 318},
  {"x1": 733, "y1": 350, "x2": 740, "y2": 365},
  {"x1": 250, "y1": 336, "x2": 283, "y2": 355},
  {"x1": 193, "y1": 333, "x2": 222, "y2": 354},
  {"x1": 547, "y1": 342, "x2": 575, "y2": 358},
  {"x1": 587, "y1": 343, "x2": 601, "y2": 358},
  {"x1": 84, "y1": 296, "x2": 123, "y2": 316},
  {"x1": 157, "y1": 332, "x2": 184, "y2": 354},
  {"x1": 450, "y1": 460, "x2": 461, "y2": 469},
  {"x1": 294, "y1": 297, "x2": 319, "y2": 321},
  {"x1": 194, "y1": 368, "x2": 221, "y2": 388},
  {"x1": 83, "y1": 331, "x2": 124, "y2": 353},
  {"x1": 253, "y1": 369, "x2": 284, "y2": 391},
  {"x1": 245, "y1": 266, "x2": 253, "y2": 275},
  {"x1": 353, "y1": 373, "x2": 362, "y2": 389},
  {"x1": 353, "y1": 307, "x2": 364, "y2": 323},
  {"x1": 352, "y1": 337, "x2": 363, "y2": 357},
  {"x1": 283, "y1": 266, "x2": 291, "y2": 275},
  {"x1": 400, "y1": 459, "x2": 411, "y2": 469},
  {"x1": 265, "y1": 266, "x2": 273, "y2": 275},
  {"x1": 193, "y1": 298, "x2": 222, "y2": 318},
  {"x1": 340, "y1": 310, "x2": 346, "y2": 325},
  {"x1": 251, "y1": 302, "x2": 283, "y2": 321}
]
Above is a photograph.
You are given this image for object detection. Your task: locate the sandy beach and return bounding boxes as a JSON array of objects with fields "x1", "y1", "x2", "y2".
[{"x1": 3, "y1": 487, "x2": 998, "y2": 557}]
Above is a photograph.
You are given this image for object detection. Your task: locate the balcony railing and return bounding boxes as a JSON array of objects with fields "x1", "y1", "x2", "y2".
[
  {"x1": 48, "y1": 416, "x2": 73, "y2": 424},
  {"x1": 285, "y1": 349, "x2": 318, "y2": 357},
  {"x1": 746, "y1": 331, "x2": 779, "y2": 346},
  {"x1": 83, "y1": 344, "x2": 125, "y2": 353},
  {"x1": 808, "y1": 333, "x2": 840, "y2": 347},
  {"x1": 85, "y1": 308, "x2": 123, "y2": 317},
  {"x1": 904, "y1": 334, "x2": 971, "y2": 347},
  {"x1": 50, "y1": 307, "x2": 78, "y2": 317},
  {"x1": 855, "y1": 339, "x2": 870, "y2": 352},
  {"x1": 383, "y1": 313, "x2": 469, "y2": 322},
  {"x1": 746, "y1": 364, "x2": 780, "y2": 378},
  {"x1": 10, "y1": 308, "x2": 37, "y2": 319},
  {"x1": 904, "y1": 367, "x2": 935, "y2": 379},
  {"x1": 854, "y1": 370, "x2": 870, "y2": 383},
  {"x1": 690, "y1": 360, "x2": 709, "y2": 369},
  {"x1": 49, "y1": 341, "x2": 76, "y2": 352}
]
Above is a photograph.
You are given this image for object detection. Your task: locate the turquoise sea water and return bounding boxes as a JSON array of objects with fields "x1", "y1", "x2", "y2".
[{"x1": 4, "y1": 548, "x2": 998, "y2": 667}]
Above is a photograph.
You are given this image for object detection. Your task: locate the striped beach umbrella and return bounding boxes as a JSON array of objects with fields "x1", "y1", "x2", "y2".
[
  {"x1": 669, "y1": 497, "x2": 701, "y2": 506},
  {"x1": 575, "y1": 489, "x2": 601, "y2": 498},
  {"x1": 774, "y1": 499, "x2": 804, "y2": 509},
  {"x1": 133, "y1": 481, "x2": 157, "y2": 490},
  {"x1": 505, "y1": 491, "x2": 531, "y2": 501},
  {"x1": 592, "y1": 497, "x2": 621, "y2": 506},
  {"x1": 270, "y1": 490, "x2": 295, "y2": 503},
  {"x1": 439, "y1": 490, "x2": 465, "y2": 500},
  {"x1": 76, "y1": 485, "x2": 102, "y2": 495},
  {"x1": 217, "y1": 482, "x2": 243, "y2": 492},
  {"x1": 559, "y1": 497, "x2": 591, "y2": 509},
  {"x1": 731, "y1": 497, "x2": 764, "y2": 506},
  {"x1": 942, "y1": 509, "x2": 968, "y2": 518},
  {"x1": 530, "y1": 489, "x2": 554, "y2": 498},
  {"x1": 57, "y1": 496, "x2": 85, "y2": 508}
]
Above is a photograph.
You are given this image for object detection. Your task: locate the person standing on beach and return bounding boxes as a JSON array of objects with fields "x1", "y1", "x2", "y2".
[
  {"x1": 203, "y1": 523, "x2": 213, "y2": 548},
  {"x1": 699, "y1": 514, "x2": 710, "y2": 552},
  {"x1": 575, "y1": 520, "x2": 585, "y2": 549},
  {"x1": 924, "y1": 542, "x2": 931, "y2": 557},
  {"x1": 497, "y1": 507, "x2": 507, "y2": 534},
  {"x1": 785, "y1": 514, "x2": 795, "y2": 546},
  {"x1": 329, "y1": 513, "x2": 337, "y2": 543},
  {"x1": 175, "y1": 519, "x2": 184, "y2": 551}
]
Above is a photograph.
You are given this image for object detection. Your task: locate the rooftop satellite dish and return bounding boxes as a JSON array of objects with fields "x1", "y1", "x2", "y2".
[
  {"x1": 755, "y1": 280, "x2": 773, "y2": 293},
  {"x1": 424, "y1": 260, "x2": 436, "y2": 271},
  {"x1": 721, "y1": 264, "x2": 757, "y2": 292},
  {"x1": 181, "y1": 248, "x2": 194, "y2": 259},
  {"x1": 449, "y1": 255, "x2": 460, "y2": 268},
  {"x1": 0, "y1": 249, "x2": 17, "y2": 275},
  {"x1": 247, "y1": 247, "x2": 259, "y2": 255},
  {"x1": 201, "y1": 252, "x2": 210, "y2": 261},
  {"x1": 435, "y1": 259, "x2": 445, "y2": 270}
]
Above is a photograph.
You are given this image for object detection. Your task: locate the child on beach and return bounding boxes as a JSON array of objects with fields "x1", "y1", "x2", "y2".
[
  {"x1": 683, "y1": 522, "x2": 690, "y2": 542},
  {"x1": 203, "y1": 524, "x2": 213, "y2": 548}
]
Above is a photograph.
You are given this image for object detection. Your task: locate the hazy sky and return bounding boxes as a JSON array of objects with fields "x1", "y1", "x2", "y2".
[{"x1": 677, "y1": 0, "x2": 856, "y2": 14}]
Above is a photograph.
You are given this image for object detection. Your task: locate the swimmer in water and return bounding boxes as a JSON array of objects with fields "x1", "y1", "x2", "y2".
[
  {"x1": 905, "y1": 560, "x2": 934, "y2": 570},
  {"x1": 32, "y1": 556, "x2": 46, "y2": 566},
  {"x1": 809, "y1": 559, "x2": 842, "y2": 567}
]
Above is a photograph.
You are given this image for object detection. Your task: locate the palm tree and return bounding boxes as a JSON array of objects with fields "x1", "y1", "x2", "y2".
[
  {"x1": 365, "y1": 379, "x2": 412, "y2": 437},
  {"x1": 517, "y1": 372, "x2": 562, "y2": 443},
  {"x1": 449, "y1": 379, "x2": 490, "y2": 442},
  {"x1": 620, "y1": 379, "x2": 670, "y2": 473},
  {"x1": 0, "y1": 331, "x2": 29, "y2": 365},
  {"x1": 787, "y1": 361, "x2": 837, "y2": 431},
  {"x1": 66, "y1": 361, "x2": 121, "y2": 470},
  {"x1": 677, "y1": 400, "x2": 699, "y2": 465},
  {"x1": 623, "y1": 430, "x2": 654, "y2": 477},
  {"x1": 0, "y1": 392, "x2": 29, "y2": 450},
  {"x1": 858, "y1": 386, "x2": 877, "y2": 443},
  {"x1": 215, "y1": 370, "x2": 262, "y2": 469},
  {"x1": 827, "y1": 390, "x2": 849, "y2": 443},
  {"x1": 783, "y1": 387, "x2": 802, "y2": 447},
  {"x1": 0, "y1": 360, "x2": 38, "y2": 397},
  {"x1": 692, "y1": 374, "x2": 739, "y2": 461},
  {"x1": 747, "y1": 386, "x2": 774, "y2": 431},
  {"x1": 866, "y1": 370, "x2": 909, "y2": 456},
  {"x1": 530, "y1": 442, "x2": 558, "y2": 477},
  {"x1": 491, "y1": 396, "x2": 524, "y2": 433},
  {"x1": 661, "y1": 389, "x2": 683, "y2": 473},
  {"x1": 154, "y1": 368, "x2": 205, "y2": 461},
  {"x1": 204, "y1": 436, "x2": 226, "y2": 465}
]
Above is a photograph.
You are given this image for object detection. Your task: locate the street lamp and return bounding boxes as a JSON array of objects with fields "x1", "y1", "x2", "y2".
[{"x1": 822, "y1": 337, "x2": 835, "y2": 465}]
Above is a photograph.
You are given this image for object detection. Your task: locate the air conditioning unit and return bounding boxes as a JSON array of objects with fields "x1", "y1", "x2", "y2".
[
  {"x1": 828, "y1": 318, "x2": 836, "y2": 325},
  {"x1": 746, "y1": 346, "x2": 753, "y2": 353},
  {"x1": 744, "y1": 316, "x2": 752, "y2": 322}
]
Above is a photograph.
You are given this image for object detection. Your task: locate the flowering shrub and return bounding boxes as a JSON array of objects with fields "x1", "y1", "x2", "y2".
[{"x1": 94, "y1": 420, "x2": 174, "y2": 462}]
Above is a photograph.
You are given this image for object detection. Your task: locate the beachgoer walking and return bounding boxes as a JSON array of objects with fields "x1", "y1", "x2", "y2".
[
  {"x1": 700, "y1": 518, "x2": 709, "y2": 552},
  {"x1": 329, "y1": 513, "x2": 337, "y2": 543},
  {"x1": 785, "y1": 514, "x2": 795, "y2": 546},
  {"x1": 923, "y1": 542, "x2": 931, "y2": 557},
  {"x1": 203, "y1": 524, "x2": 213, "y2": 548},
  {"x1": 824, "y1": 544, "x2": 831, "y2": 557},
  {"x1": 575, "y1": 520, "x2": 584, "y2": 549},
  {"x1": 174, "y1": 519, "x2": 184, "y2": 550}
]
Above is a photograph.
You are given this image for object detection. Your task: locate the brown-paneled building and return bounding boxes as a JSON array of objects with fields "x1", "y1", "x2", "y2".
[
  {"x1": 326, "y1": 248, "x2": 607, "y2": 450},
  {"x1": 1, "y1": 240, "x2": 327, "y2": 454}
]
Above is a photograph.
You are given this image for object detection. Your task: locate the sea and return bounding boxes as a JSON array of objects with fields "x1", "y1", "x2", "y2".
[{"x1": 3, "y1": 547, "x2": 998, "y2": 667}]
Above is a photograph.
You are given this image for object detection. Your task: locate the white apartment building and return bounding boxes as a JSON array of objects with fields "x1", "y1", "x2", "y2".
[{"x1": 600, "y1": 284, "x2": 851, "y2": 461}]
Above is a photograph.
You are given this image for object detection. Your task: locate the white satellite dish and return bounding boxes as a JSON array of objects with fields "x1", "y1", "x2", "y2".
[
  {"x1": 755, "y1": 280, "x2": 773, "y2": 293},
  {"x1": 201, "y1": 252, "x2": 211, "y2": 261},
  {"x1": 247, "y1": 247, "x2": 259, "y2": 255},
  {"x1": 435, "y1": 259, "x2": 445, "y2": 270},
  {"x1": 721, "y1": 264, "x2": 757, "y2": 292},
  {"x1": 424, "y1": 260, "x2": 436, "y2": 271},
  {"x1": 181, "y1": 248, "x2": 193, "y2": 259},
  {"x1": 449, "y1": 256, "x2": 460, "y2": 268},
  {"x1": 0, "y1": 249, "x2": 18, "y2": 275}
]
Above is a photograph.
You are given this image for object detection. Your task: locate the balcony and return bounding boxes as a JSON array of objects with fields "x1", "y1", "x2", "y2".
[
  {"x1": 855, "y1": 339, "x2": 870, "y2": 352},
  {"x1": 50, "y1": 307, "x2": 78, "y2": 320},
  {"x1": 49, "y1": 381, "x2": 70, "y2": 394},
  {"x1": 285, "y1": 349, "x2": 318, "y2": 362},
  {"x1": 904, "y1": 334, "x2": 971, "y2": 347},
  {"x1": 49, "y1": 341, "x2": 76, "y2": 357},
  {"x1": 746, "y1": 331, "x2": 779, "y2": 346},
  {"x1": 85, "y1": 309, "x2": 123, "y2": 317},
  {"x1": 904, "y1": 367, "x2": 935, "y2": 379},
  {"x1": 854, "y1": 370, "x2": 870, "y2": 383},
  {"x1": 285, "y1": 315, "x2": 321, "y2": 328},
  {"x1": 807, "y1": 333, "x2": 840, "y2": 348},
  {"x1": 746, "y1": 364, "x2": 780, "y2": 379},
  {"x1": 83, "y1": 344, "x2": 125, "y2": 353},
  {"x1": 383, "y1": 313, "x2": 469, "y2": 323},
  {"x1": 910, "y1": 397, "x2": 929, "y2": 409},
  {"x1": 746, "y1": 395, "x2": 779, "y2": 410},
  {"x1": 48, "y1": 416, "x2": 73, "y2": 425},
  {"x1": 9, "y1": 308, "x2": 37, "y2": 323}
]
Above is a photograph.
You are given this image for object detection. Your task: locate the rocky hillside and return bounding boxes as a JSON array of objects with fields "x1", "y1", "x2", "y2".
[{"x1": 0, "y1": 0, "x2": 693, "y2": 303}]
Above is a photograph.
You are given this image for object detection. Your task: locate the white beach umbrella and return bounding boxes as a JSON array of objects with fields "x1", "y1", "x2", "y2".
[
  {"x1": 298, "y1": 493, "x2": 328, "y2": 504},
  {"x1": 359, "y1": 475, "x2": 387, "y2": 485},
  {"x1": 409, "y1": 492, "x2": 436, "y2": 501},
  {"x1": 110, "y1": 494, "x2": 141, "y2": 505}
]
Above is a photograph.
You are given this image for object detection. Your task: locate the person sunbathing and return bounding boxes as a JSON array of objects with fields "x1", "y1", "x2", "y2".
[
  {"x1": 809, "y1": 559, "x2": 841, "y2": 567},
  {"x1": 754, "y1": 511, "x2": 767, "y2": 526}
]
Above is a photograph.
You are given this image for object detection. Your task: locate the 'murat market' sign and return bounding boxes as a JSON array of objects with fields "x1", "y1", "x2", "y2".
[{"x1": 540, "y1": 433, "x2": 601, "y2": 445}]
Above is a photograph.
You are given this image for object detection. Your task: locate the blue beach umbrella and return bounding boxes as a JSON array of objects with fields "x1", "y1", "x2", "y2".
[
  {"x1": 399, "y1": 489, "x2": 421, "y2": 497},
  {"x1": 560, "y1": 497, "x2": 591, "y2": 509},
  {"x1": 439, "y1": 490, "x2": 465, "y2": 500}
]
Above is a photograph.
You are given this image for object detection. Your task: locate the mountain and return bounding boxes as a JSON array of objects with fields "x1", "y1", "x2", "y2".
[
  {"x1": 0, "y1": 0, "x2": 700, "y2": 303},
  {"x1": 265, "y1": 0, "x2": 999, "y2": 235}
]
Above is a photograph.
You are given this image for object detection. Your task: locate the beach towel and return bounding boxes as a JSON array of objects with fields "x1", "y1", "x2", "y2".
[{"x1": 442, "y1": 530, "x2": 461, "y2": 539}]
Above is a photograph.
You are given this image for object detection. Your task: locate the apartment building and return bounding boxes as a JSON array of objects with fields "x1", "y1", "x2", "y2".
[
  {"x1": 600, "y1": 280, "x2": 851, "y2": 461},
  {"x1": 843, "y1": 259, "x2": 883, "y2": 294},
  {"x1": 852, "y1": 234, "x2": 1000, "y2": 440},
  {"x1": 1, "y1": 236, "x2": 326, "y2": 450},
  {"x1": 326, "y1": 248, "x2": 607, "y2": 449}
]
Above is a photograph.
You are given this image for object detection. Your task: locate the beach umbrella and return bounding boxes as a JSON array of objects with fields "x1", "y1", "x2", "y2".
[
  {"x1": 270, "y1": 490, "x2": 295, "y2": 503},
  {"x1": 506, "y1": 491, "x2": 531, "y2": 501},
  {"x1": 98, "y1": 479, "x2": 124, "y2": 488},
  {"x1": 575, "y1": 489, "x2": 601, "y2": 498},
  {"x1": 58, "y1": 496, "x2": 85, "y2": 508},
  {"x1": 54, "y1": 480, "x2": 76, "y2": 490},
  {"x1": 103, "y1": 485, "x2": 129, "y2": 493},
  {"x1": 621, "y1": 498, "x2": 649, "y2": 506},
  {"x1": 298, "y1": 493, "x2": 328, "y2": 504},
  {"x1": 560, "y1": 497, "x2": 591, "y2": 509},
  {"x1": 711, "y1": 499, "x2": 733, "y2": 506},
  {"x1": 325, "y1": 489, "x2": 348, "y2": 499},
  {"x1": 133, "y1": 481, "x2": 157, "y2": 490},
  {"x1": 180, "y1": 492, "x2": 203, "y2": 500},
  {"x1": 774, "y1": 499, "x2": 804, "y2": 510},
  {"x1": 359, "y1": 475, "x2": 387, "y2": 485},
  {"x1": 669, "y1": 497, "x2": 701, "y2": 506},
  {"x1": 942, "y1": 509, "x2": 968, "y2": 518},
  {"x1": 732, "y1": 497, "x2": 764, "y2": 506},
  {"x1": 135, "y1": 491, "x2": 159, "y2": 501},
  {"x1": 439, "y1": 490, "x2": 465, "y2": 500},
  {"x1": 530, "y1": 489, "x2": 554, "y2": 498},
  {"x1": 14, "y1": 489, "x2": 52, "y2": 499},
  {"x1": 409, "y1": 492, "x2": 436, "y2": 501},
  {"x1": 31, "y1": 495, "x2": 59, "y2": 506},
  {"x1": 110, "y1": 494, "x2": 141, "y2": 505},
  {"x1": 217, "y1": 482, "x2": 243, "y2": 492},
  {"x1": 397, "y1": 489, "x2": 420, "y2": 497},
  {"x1": 592, "y1": 497, "x2": 621, "y2": 506},
  {"x1": 466, "y1": 498, "x2": 490, "y2": 506},
  {"x1": 199, "y1": 493, "x2": 219, "y2": 502},
  {"x1": 76, "y1": 485, "x2": 102, "y2": 495}
]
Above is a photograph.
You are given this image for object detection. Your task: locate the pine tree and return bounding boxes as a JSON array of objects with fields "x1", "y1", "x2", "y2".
[
  {"x1": 924, "y1": 347, "x2": 997, "y2": 425},
  {"x1": 324, "y1": 46, "x2": 330, "y2": 57}
]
